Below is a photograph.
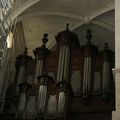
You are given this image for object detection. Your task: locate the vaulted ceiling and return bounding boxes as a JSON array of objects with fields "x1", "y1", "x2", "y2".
[{"x1": 14, "y1": 0, "x2": 115, "y2": 56}]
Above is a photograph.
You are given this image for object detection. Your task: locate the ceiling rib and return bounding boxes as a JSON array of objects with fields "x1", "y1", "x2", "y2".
[
  {"x1": 89, "y1": 2, "x2": 114, "y2": 20},
  {"x1": 12, "y1": 0, "x2": 40, "y2": 20}
]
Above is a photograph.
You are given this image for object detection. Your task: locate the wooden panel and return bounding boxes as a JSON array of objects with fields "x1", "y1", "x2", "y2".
[{"x1": 69, "y1": 112, "x2": 112, "y2": 120}]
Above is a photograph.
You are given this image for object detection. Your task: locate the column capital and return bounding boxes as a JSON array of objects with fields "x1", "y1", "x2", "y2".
[
  {"x1": 112, "y1": 68, "x2": 120, "y2": 81},
  {"x1": 112, "y1": 68, "x2": 120, "y2": 79},
  {"x1": 112, "y1": 68, "x2": 120, "y2": 74}
]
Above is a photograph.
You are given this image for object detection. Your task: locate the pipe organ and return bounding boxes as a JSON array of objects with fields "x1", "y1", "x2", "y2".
[{"x1": 4, "y1": 24, "x2": 115, "y2": 120}]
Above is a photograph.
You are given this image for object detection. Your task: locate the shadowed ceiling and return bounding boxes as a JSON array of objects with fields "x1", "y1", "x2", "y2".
[{"x1": 14, "y1": 0, "x2": 115, "y2": 57}]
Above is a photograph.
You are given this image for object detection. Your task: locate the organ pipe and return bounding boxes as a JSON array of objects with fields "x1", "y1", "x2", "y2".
[
  {"x1": 103, "y1": 61, "x2": 110, "y2": 92},
  {"x1": 37, "y1": 75, "x2": 53, "y2": 115},
  {"x1": 38, "y1": 85, "x2": 47, "y2": 113},
  {"x1": 57, "y1": 45, "x2": 70, "y2": 82},
  {"x1": 24, "y1": 85, "x2": 36, "y2": 120},
  {"x1": 83, "y1": 56, "x2": 92, "y2": 93},
  {"x1": 16, "y1": 83, "x2": 28, "y2": 119},
  {"x1": 56, "y1": 45, "x2": 63, "y2": 82},
  {"x1": 58, "y1": 92, "x2": 66, "y2": 115},
  {"x1": 34, "y1": 58, "x2": 43, "y2": 83},
  {"x1": 17, "y1": 93, "x2": 26, "y2": 117},
  {"x1": 24, "y1": 95, "x2": 36, "y2": 119},
  {"x1": 17, "y1": 66, "x2": 25, "y2": 85},
  {"x1": 27, "y1": 74, "x2": 34, "y2": 85},
  {"x1": 47, "y1": 95, "x2": 57, "y2": 116},
  {"x1": 71, "y1": 71, "x2": 81, "y2": 95},
  {"x1": 64, "y1": 46, "x2": 70, "y2": 79},
  {"x1": 57, "y1": 82, "x2": 72, "y2": 119},
  {"x1": 93, "y1": 71, "x2": 101, "y2": 93}
]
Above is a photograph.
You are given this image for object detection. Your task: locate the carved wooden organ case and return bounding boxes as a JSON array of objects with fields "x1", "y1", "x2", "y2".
[{"x1": 14, "y1": 24, "x2": 115, "y2": 120}]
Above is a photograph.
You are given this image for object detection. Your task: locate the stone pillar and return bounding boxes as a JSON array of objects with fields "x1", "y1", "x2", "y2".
[{"x1": 112, "y1": 0, "x2": 120, "y2": 119}]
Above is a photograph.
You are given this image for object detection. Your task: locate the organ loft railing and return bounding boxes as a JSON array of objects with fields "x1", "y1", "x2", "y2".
[{"x1": 2, "y1": 24, "x2": 115, "y2": 120}]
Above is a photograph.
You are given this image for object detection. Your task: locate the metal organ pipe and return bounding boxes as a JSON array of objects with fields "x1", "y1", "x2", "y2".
[
  {"x1": 57, "y1": 82, "x2": 72, "y2": 119},
  {"x1": 83, "y1": 57, "x2": 87, "y2": 93},
  {"x1": 17, "y1": 66, "x2": 25, "y2": 85},
  {"x1": 27, "y1": 75, "x2": 34, "y2": 85},
  {"x1": 43, "y1": 86, "x2": 47, "y2": 111},
  {"x1": 37, "y1": 75, "x2": 52, "y2": 115},
  {"x1": 16, "y1": 83, "x2": 29, "y2": 119},
  {"x1": 18, "y1": 93, "x2": 26, "y2": 113},
  {"x1": 59, "y1": 45, "x2": 66, "y2": 82},
  {"x1": 47, "y1": 95, "x2": 57, "y2": 115},
  {"x1": 38, "y1": 85, "x2": 47, "y2": 113},
  {"x1": 24, "y1": 95, "x2": 36, "y2": 119},
  {"x1": 64, "y1": 46, "x2": 70, "y2": 79},
  {"x1": 88, "y1": 57, "x2": 92, "y2": 91},
  {"x1": 103, "y1": 61, "x2": 110, "y2": 92},
  {"x1": 83, "y1": 56, "x2": 92, "y2": 93},
  {"x1": 58, "y1": 92, "x2": 65, "y2": 115},
  {"x1": 39, "y1": 60, "x2": 43, "y2": 75},
  {"x1": 57, "y1": 45, "x2": 70, "y2": 82},
  {"x1": 34, "y1": 58, "x2": 43, "y2": 83},
  {"x1": 93, "y1": 71, "x2": 101, "y2": 92},
  {"x1": 57, "y1": 45, "x2": 63, "y2": 82},
  {"x1": 71, "y1": 71, "x2": 81, "y2": 94},
  {"x1": 38, "y1": 85, "x2": 42, "y2": 112},
  {"x1": 16, "y1": 93, "x2": 26, "y2": 119}
]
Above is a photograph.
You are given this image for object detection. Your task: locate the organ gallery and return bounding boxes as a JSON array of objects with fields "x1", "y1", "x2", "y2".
[{"x1": 3, "y1": 24, "x2": 115, "y2": 120}]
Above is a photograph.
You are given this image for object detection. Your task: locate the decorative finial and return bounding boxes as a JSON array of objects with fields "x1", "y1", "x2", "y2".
[
  {"x1": 86, "y1": 29, "x2": 92, "y2": 45},
  {"x1": 66, "y1": 23, "x2": 69, "y2": 30},
  {"x1": 42, "y1": 33, "x2": 48, "y2": 45},
  {"x1": 104, "y1": 42, "x2": 109, "y2": 50},
  {"x1": 24, "y1": 47, "x2": 28, "y2": 55}
]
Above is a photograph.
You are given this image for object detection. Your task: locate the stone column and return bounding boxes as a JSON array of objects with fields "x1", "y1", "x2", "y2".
[{"x1": 112, "y1": 0, "x2": 120, "y2": 119}]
